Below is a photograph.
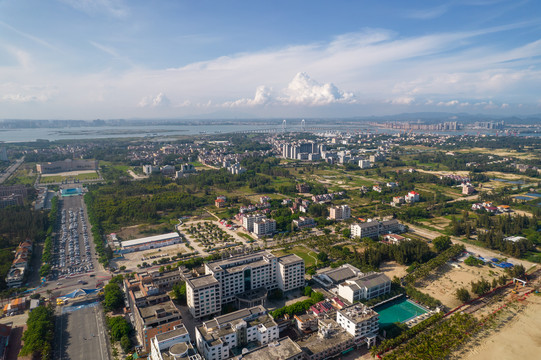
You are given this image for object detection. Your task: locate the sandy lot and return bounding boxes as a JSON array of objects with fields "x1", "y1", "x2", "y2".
[
  {"x1": 415, "y1": 263, "x2": 506, "y2": 309},
  {"x1": 379, "y1": 261, "x2": 408, "y2": 280},
  {"x1": 456, "y1": 295, "x2": 541, "y2": 360}
]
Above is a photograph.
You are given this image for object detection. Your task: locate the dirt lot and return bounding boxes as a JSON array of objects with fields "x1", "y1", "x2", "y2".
[
  {"x1": 115, "y1": 223, "x2": 172, "y2": 241},
  {"x1": 415, "y1": 263, "x2": 506, "y2": 309},
  {"x1": 379, "y1": 261, "x2": 408, "y2": 280}
]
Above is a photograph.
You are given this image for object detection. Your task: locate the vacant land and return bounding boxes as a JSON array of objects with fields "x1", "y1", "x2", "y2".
[{"x1": 415, "y1": 263, "x2": 506, "y2": 309}]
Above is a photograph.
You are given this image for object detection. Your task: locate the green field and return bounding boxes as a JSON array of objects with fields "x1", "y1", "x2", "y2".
[{"x1": 273, "y1": 246, "x2": 318, "y2": 267}]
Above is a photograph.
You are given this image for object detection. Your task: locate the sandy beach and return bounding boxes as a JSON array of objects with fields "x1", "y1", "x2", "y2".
[{"x1": 456, "y1": 294, "x2": 541, "y2": 360}]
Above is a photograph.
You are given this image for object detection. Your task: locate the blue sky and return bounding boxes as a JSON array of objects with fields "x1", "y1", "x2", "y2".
[{"x1": 1, "y1": 0, "x2": 541, "y2": 119}]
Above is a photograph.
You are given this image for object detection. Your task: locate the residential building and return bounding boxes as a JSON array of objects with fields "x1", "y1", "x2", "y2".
[
  {"x1": 133, "y1": 300, "x2": 182, "y2": 352},
  {"x1": 0, "y1": 147, "x2": 7, "y2": 162},
  {"x1": 143, "y1": 165, "x2": 159, "y2": 175},
  {"x1": 405, "y1": 191, "x2": 420, "y2": 203},
  {"x1": 358, "y1": 159, "x2": 371, "y2": 169},
  {"x1": 215, "y1": 198, "x2": 227, "y2": 208},
  {"x1": 252, "y1": 218, "x2": 276, "y2": 237},
  {"x1": 232, "y1": 337, "x2": 303, "y2": 360},
  {"x1": 296, "y1": 183, "x2": 311, "y2": 193},
  {"x1": 350, "y1": 219, "x2": 402, "y2": 239},
  {"x1": 186, "y1": 275, "x2": 222, "y2": 319},
  {"x1": 329, "y1": 205, "x2": 351, "y2": 220},
  {"x1": 5, "y1": 241, "x2": 32, "y2": 288},
  {"x1": 186, "y1": 251, "x2": 305, "y2": 318},
  {"x1": 336, "y1": 304, "x2": 379, "y2": 343},
  {"x1": 292, "y1": 216, "x2": 316, "y2": 229},
  {"x1": 149, "y1": 324, "x2": 200, "y2": 360},
  {"x1": 195, "y1": 306, "x2": 279, "y2": 360},
  {"x1": 176, "y1": 163, "x2": 197, "y2": 178},
  {"x1": 382, "y1": 234, "x2": 409, "y2": 244},
  {"x1": 277, "y1": 254, "x2": 305, "y2": 292},
  {"x1": 296, "y1": 318, "x2": 355, "y2": 360},
  {"x1": 242, "y1": 214, "x2": 266, "y2": 232},
  {"x1": 337, "y1": 273, "x2": 391, "y2": 302},
  {"x1": 462, "y1": 183, "x2": 475, "y2": 195}
]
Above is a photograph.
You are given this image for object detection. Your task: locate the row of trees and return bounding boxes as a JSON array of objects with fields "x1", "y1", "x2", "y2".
[
  {"x1": 103, "y1": 276, "x2": 125, "y2": 312},
  {"x1": 19, "y1": 305, "x2": 55, "y2": 359},
  {"x1": 40, "y1": 196, "x2": 58, "y2": 277},
  {"x1": 107, "y1": 316, "x2": 133, "y2": 353},
  {"x1": 403, "y1": 244, "x2": 465, "y2": 285}
]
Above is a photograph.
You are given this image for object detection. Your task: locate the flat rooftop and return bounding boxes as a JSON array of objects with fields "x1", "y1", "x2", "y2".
[
  {"x1": 203, "y1": 305, "x2": 266, "y2": 329},
  {"x1": 296, "y1": 319, "x2": 354, "y2": 356},
  {"x1": 277, "y1": 254, "x2": 303, "y2": 265},
  {"x1": 338, "y1": 304, "x2": 379, "y2": 323},
  {"x1": 207, "y1": 251, "x2": 274, "y2": 270},
  {"x1": 236, "y1": 337, "x2": 303, "y2": 360},
  {"x1": 138, "y1": 301, "x2": 181, "y2": 325},
  {"x1": 122, "y1": 232, "x2": 180, "y2": 248},
  {"x1": 155, "y1": 325, "x2": 188, "y2": 343},
  {"x1": 186, "y1": 274, "x2": 219, "y2": 289}
]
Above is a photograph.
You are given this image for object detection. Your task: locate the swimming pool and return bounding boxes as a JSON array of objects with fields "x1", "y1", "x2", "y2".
[{"x1": 373, "y1": 297, "x2": 428, "y2": 328}]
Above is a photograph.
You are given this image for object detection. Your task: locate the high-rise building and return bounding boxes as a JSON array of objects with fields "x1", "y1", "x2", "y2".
[
  {"x1": 186, "y1": 251, "x2": 305, "y2": 318},
  {"x1": 329, "y1": 205, "x2": 351, "y2": 220},
  {"x1": 0, "y1": 147, "x2": 7, "y2": 161}
]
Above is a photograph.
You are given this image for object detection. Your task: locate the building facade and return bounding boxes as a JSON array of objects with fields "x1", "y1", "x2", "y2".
[{"x1": 329, "y1": 205, "x2": 351, "y2": 220}]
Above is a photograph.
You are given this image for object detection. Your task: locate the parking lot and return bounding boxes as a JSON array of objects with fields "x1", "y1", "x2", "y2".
[{"x1": 50, "y1": 195, "x2": 95, "y2": 280}]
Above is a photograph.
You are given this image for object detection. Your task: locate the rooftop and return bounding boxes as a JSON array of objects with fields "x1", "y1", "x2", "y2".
[
  {"x1": 186, "y1": 274, "x2": 219, "y2": 289},
  {"x1": 207, "y1": 251, "x2": 275, "y2": 271},
  {"x1": 297, "y1": 319, "x2": 354, "y2": 356},
  {"x1": 350, "y1": 272, "x2": 390, "y2": 289},
  {"x1": 138, "y1": 301, "x2": 181, "y2": 326},
  {"x1": 235, "y1": 337, "x2": 303, "y2": 360},
  {"x1": 277, "y1": 254, "x2": 303, "y2": 266},
  {"x1": 122, "y1": 232, "x2": 180, "y2": 248},
  {"x1": 155, "y1": 325, "x2": 188, "y2": 343},
  {"x1": 203, "y1": 305, "x2": 266, "y2": 329},
  {"x1": 338, "y1": 304, "x2": 379, "y2": 323}
]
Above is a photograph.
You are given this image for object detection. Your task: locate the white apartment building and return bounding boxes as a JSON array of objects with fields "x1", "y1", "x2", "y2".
[
  {"x1": 186, "y1": 251, "x2": 305, "y2": 318},
  {"x1": 242, "y1": 213, "x2": 266, "y2": 232},
  {"x1": 195, "y1": 306, "x2": 279, "y2": 360},
  {"x1": 338, "y1": 273, "x2": 391, "y2": 303},
  {"x1": 329, "y1": 204, "x2": 351, "y2": 220},
  {"x1": 150, "y1": 325, "x2": 202, "y2": 360},
  {"x1": 252, "y1": 218, "x2": 276, "y2": 237},
  {"x1": 277, "y1": 254, "x2": 305, "y2": 292},
  {"x1": 358, "y1": 159, "x2": 372, "y2": 169},
  {"x1": 336, "y1": 304, "x2": 379, "y2": 343},
  {"x1": 186, "y1": 275, "x2": 222, "y2": 319},
  {"x1": 350, "y1": 219, "x2": 402, "y2": 239}
]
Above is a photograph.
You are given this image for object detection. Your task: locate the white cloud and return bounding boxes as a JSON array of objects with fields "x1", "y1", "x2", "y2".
[
  {"x1": 388, "y1": 96, "x2": 415, "y2": 105},
  {"x1": 138, "y1": 92, "x2": 170, "y2": 108},
  {"x1": 281, "y1": 72, "x2": 355, "y2": 106},
  {"x1": 224, "y1": 86, "x2": 273, "y2": 107},
  {"x1": 437, "y1": 100, "x2": 459, "y2": 106}
]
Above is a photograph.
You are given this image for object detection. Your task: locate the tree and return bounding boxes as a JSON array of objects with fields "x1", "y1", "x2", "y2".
[
  {"x1": 303, "y1": 286, "x2": 313, "y2": 297},
  {"x1": 120, "y1": 335, "x2": 132, "y2": 353},
  {"x1": 455, "y1": 287, "x2": 471, "y2": 303},
  {"x1": 103, "y1": 283, "x2": 124, "y2": 312},
  {"x1": 19, "y1": 305, "x2": 54, "y2": 359},
  {"x1": 316, "y1": 251, "x2": 329, "y2": 262},
  {"x1": 171, "y1": 282, "x2": 187, "y2": 305},
  {"x1": 433, "y1": 236, "x2": 452, "y2": 253},
  {"x1": 107, "y1": 316, "x2": 132, "y2": 341}
]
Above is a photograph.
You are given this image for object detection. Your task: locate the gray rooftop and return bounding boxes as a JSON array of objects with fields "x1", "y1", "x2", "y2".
[
  {"x1": 352, "y1": 272, "x2": 390, "y2": 289},
  {"x1": 186, "y1": 274, "x2": 219, "y2": 289},
  {"x1": 321, "y1": 264, "x2": 361, "y2": 284},
  {"x1": 235, "y1": 337, "x2": 303, "y2": 360},
  {"x1": 277, "y1": 254, "x2": 303, "y2": 266},
  {"x1": 203, "y1": 305, "x2": 266, "y2": 329},
  {"x1": 154, "y1": 325, "x2": 188, "y2": 342}
]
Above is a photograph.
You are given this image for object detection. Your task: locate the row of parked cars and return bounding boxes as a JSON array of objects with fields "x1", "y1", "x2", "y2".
[{"x1": 52, "y1": 207, "x2": 94, "y2": 278}]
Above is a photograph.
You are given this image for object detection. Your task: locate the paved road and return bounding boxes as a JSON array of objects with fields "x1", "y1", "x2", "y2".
[
  {"x1": 407, "y1": 223, "x2": 537, "y2": 269},
  {"x1": 0, "y1": 157, "x2": 24, "y2": 184},
  {"x1": 55, "y1": 300, "x2": 110, "y2": 360}
]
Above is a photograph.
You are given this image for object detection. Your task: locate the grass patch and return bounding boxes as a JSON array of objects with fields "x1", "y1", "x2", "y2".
[{"x1": 273, "y1": 246, "x2": 317, "y2": 267}]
